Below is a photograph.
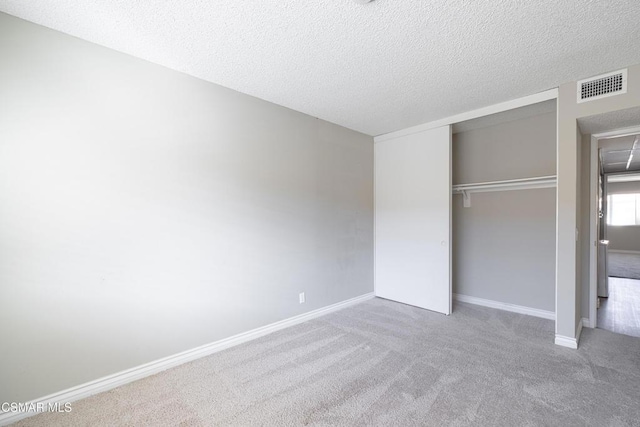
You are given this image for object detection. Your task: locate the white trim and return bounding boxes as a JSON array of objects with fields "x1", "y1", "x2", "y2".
[
  {"x1": 448, "y1": 126, "x2": 453, "y2": 315},
  {"x1": 373, "y1": 139, "x2": 377, "y2": 298},
  {"x1": 589, "y1": 135, "x2": 598, "y2": 329},
  {"x1": 554, "y1": 334, "x2": 578, "y2": 349},
  {"x1": 582, "y1": 317, "x2": 593, "y2": 329},
  {"x1": 374, "y1": 89, "x2": 558, "y2": 143},
  {"x1": 453, "y1": 294, "x2": 555, "y2": 320},
  {"x1": 608, "y1": 174, "x2": 640, "y2": 183},
  {"x1": 555, "y1": 95, "x2": 560, "y2": 336},
  {"x1": 608, "y1": 249, "x2": 640, "y2": 255},
  {"x1": 0, "y1": 293, "x2": 375, "y2": 427},
  {"x1": 593, "y1": 126, "x2": 640, "y2": 140}
]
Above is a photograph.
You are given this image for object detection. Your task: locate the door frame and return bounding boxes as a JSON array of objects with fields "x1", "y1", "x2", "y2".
[{"x1": 589, "y1": 125, "x2": 640, "y2": 328}]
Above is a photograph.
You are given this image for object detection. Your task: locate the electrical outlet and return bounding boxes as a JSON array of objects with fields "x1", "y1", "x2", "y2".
[{"x1": 299, "y1": 292, "x2": 305, "y2": 304}]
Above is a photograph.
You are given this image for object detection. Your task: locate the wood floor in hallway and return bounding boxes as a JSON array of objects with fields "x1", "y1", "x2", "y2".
[{"x1": 598, "y1": 277, "x2": 640, "y2": 338}]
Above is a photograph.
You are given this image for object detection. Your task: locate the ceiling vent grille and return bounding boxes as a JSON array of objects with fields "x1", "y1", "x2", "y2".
[{"x1": 577, "y1": 69, "x2": 627, "y2": 103}]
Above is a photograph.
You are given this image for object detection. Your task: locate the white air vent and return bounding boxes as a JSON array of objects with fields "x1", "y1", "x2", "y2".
[{"x1": 577, "y1": 69, "x2": 627, "y2": 103}]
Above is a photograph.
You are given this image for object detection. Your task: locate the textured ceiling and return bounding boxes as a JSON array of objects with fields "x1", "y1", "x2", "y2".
[
  {"x1": 600, "y1": 135, "x2": 640, "y2": 174},
  {"x1": 1, "y1": 1, "x2": 640, "y2": 136}
]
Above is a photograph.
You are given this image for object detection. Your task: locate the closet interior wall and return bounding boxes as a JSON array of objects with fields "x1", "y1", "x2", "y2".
[{"x1": 452, "y1": 110, "x2": 557, "y2": 313}]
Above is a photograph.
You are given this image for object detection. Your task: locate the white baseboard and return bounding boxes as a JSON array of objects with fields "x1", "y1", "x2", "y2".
[
  {"x1": 453, "y1": 293, "x2": 555, "y2": 320},
  {"x1": 554, "y1": 318, "x2": 584, "y2": 349},
  {"x1": 554, "y1": 334, "x2": 578, "y2": 349},
  {"x1": 0, "y1": 292, "x2": 374, "y2": 427},
  {"x1": 608, "y1": 249, "x2": 640, "y2": 255},
  {"x1": 582, "y1": 317, "x2": 593, "y2": 329}
]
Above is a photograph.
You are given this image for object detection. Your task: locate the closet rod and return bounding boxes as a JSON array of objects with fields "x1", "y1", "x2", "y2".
[
  {"x1": 452, "y1": 176, "x2": 556, "y2": 207},
  {"x1": 452, "y1": 175, "x2": 557, "y2": 194}
]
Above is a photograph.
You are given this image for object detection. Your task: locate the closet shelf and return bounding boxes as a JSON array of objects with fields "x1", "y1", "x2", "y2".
[{"x1": 452, "y1": 175, "x2": 557, "y2": 207}]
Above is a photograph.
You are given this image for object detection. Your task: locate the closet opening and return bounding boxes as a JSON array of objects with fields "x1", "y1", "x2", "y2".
[{"x1": 450, "y1": 100, "x2": 558, "y2": 320}]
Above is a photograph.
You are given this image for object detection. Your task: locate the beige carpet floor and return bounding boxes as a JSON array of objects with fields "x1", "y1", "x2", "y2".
[{"x1": 13, "y1": 298, "x2": 640, "y2": 426}]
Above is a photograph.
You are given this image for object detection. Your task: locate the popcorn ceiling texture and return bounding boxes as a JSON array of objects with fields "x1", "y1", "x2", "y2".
[{"x1": 1, "y1": 0, "x2": 639, "y2": 136}]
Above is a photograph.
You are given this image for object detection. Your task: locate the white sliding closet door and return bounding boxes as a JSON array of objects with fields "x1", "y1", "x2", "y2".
[{"x1": 375, "y1": 125, "x2": 452, "y2": 314}]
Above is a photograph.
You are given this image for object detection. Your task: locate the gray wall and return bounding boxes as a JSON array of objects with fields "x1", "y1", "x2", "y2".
[
  {"x1": 452, "y1": 112, "x2": 556, "y2": 312},
  {"x1": 607, "y1": 180, "x2": 640, "y2": 195},
  {"x1": 452, "y1": 189, "x2": 556, "y2": 311},
  {"x1": 453, "y1": 112, "x2": 557, "y2": 184},
  {"x1": 0, "y1": 13, "x2": 374, "y2": 403},
  {"x1": 608, "y1": 227, "x2": 640, "y2": 252},
  {"x1": 607, "y1": 179, "x2": 640, "y2": 252}
]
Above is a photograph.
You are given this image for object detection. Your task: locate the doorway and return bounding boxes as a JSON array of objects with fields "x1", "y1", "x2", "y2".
[{"x1": 587, "y1": 126, "x2": 640, "y2": 338}]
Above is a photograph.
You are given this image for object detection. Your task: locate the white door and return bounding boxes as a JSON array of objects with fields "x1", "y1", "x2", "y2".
[{"x1": 375, "y1": 125, "x2": 451, "y2": 314}]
